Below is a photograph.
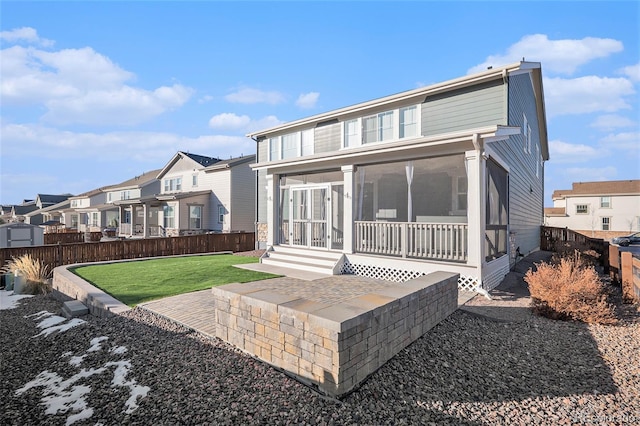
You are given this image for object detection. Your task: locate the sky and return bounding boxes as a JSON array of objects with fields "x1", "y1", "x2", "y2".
[{"x1": 0, "y1": 1, "x2": 638, "y2": 207}]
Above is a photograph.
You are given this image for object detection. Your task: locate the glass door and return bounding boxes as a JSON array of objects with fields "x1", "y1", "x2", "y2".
[{"x1": 290, "y1": 185, "x2": 329, "y2": 249}]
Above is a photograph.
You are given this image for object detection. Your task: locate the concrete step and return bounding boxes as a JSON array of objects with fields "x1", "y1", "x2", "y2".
[
  {"x1": 266, "y1": 251, "x2": 337, "y2": 268},
  {"x1": 61, "y1": 300, "x2": 89, "y2": 318},
  {"x1": 268, "y1": 245, "x2": 342, "y2": 261},
  {"x1": 261, "y1": 257, "x2": 335, "y2": 275}
]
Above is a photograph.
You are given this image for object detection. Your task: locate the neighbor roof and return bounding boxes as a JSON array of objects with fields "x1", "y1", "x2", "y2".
[
  {"x1": 106, "y1": 169, "x2": 163, "y2": 190},
  {"x1": 552, "y1": 180, "x2": 640, "y2": 200},
  {"x1": 543, "y1": 207, "x2": 566, "y2": 217},
  {"x1": 36, "y1": 194, "x2": 72, "y2": 205}
]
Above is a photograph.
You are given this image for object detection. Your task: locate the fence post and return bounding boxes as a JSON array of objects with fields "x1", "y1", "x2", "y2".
[
  {"x1": 620, "y1": 251, "x2": 633, "y2": 301},
  {"x1": 609, "y1": 244, "x2": 620, "y2": 285}
]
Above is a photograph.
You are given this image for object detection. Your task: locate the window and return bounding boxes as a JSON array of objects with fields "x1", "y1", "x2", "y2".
[
  {"x1": 90, "y1": 212, "x2": 99, "y2": 227},
  {"x1": 344, "y1": 119, "x2": 359, "y2": 148},
  {"x1": 107, "y1": 193, "x2": 112, "y2": 202},
  {"x1": 576, "y1": 204, "x2": 588, "y2": 214},
  {"x1": 70, "y1": 214, "x2": 78, "y2": 229},
  {"x1": 400, "y1": 106, "x2": 417, "y2": 138},
  {"x1": 281, "y1": 133, "x2": 299, "y2": 159},
  {"x1": 269, "y1": 137, "x2": 280, "y2": 161},
  {"x1": 218, "y1": 205, "x2": 225, "y2": 224},
  {"x1": 600, "y1": 196, "x2": 611, "y2": 208},
  {"x1": 602, "y1": 217, "x2": 610, "y2": 231},
  {"x1": 192, "y1": 175, "x2": 198, "y2": 187},
  {"x1": 534, "y1": 144, "x2": 540, "y2": 177},
  {"x1": 526, "y1": 125, "x2": 532, "y2": 154},
  {"x1": 120, "y1": 190, "x2": 131, "y2": 200},
  {"x1": 189, "y1": 205, "x2": 202, "y2": 229},
  {"x1": 164, "y1": 177, "x2": 182, "y2": 192},
  {"x1": 71, "y1": 200, "x2": 78, "y2": 207},
  {"x1": 363, "y1": 111, "x2": 394, "y2": 144},
  {"x1": 163, "y1": 205, "x2": 175, "y2": 228},
  {"x1": 301, "y1": 129, "x2": 314, "y2": 156}
]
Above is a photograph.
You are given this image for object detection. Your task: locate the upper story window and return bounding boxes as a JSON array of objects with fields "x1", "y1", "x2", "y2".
[
  {"x1": 164, "y1": 177, "x2": 182, "y2": 192},
  {"x1": 576, "y1": 204, "x2": 588, "y2": 214},
  {"x1": 363, "y1": 111, "x2": 394, "y2": 144},
  {"x1": 71, "y1": 200, "x2": 78, "y2": 207},
  {"x1": 268, "y1": 129, "x2": 314, "y2": 161},
  {"x1": 192, "y1": 174, "x2": 198, "y2": 187},
  {"x1": 343, "y1": 104, "x2": 421, "y2": 149},
  {"x1": 400, "y1": 106, "x2": 418, "y2": 138},
  {"x1": 600, "y1": 196, "x2": 611, "y2": 208},
  {"x1": 107, "y1": 193, "x2": 112, "y2": 202},
  {"x1": 120, "y1": 190, "x2": 131, "y2": 200}
]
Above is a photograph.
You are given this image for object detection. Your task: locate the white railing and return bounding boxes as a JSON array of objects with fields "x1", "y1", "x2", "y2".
[{"x1": 355, "y1": 221, "x2": 468, "y2": 262}]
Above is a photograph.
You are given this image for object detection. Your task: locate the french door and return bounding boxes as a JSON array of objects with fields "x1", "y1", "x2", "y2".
[{"x1": 291, "y1": 186, "x2": 328, "y2": 248}]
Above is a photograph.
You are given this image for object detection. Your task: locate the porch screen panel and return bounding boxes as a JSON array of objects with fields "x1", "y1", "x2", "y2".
[
  {"x1": 279, "y1": 188, "x2": 290, "y2": 244},
  {"x1": 485, "y1": 159, "x2": 508, "y2": 262}
]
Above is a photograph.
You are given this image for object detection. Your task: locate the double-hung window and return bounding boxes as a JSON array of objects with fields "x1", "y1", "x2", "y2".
[
  {"x1": 189, "y1": 205, "x2": 202, "y2": 229},
  {"x1": 602, "y1": 217, "x2": 610, "y2": 231},
  {"x1": 164, "y1": 177, "x2": 182, "y2": 192},
  {"x1": 163, "y1": 205, "x2": 175, "y2": 228},
  {"x1": 576, "y1": 204, "x2": 588, "y2": 214},
  {"x1": 281, "y1": 133, "x2": 299, "y2": 159},
  {"x1": 343, "y1": 119, "x2": 359, "y2": 148},
  {"x1": 363, "y1": 111, "x2": 394, "y2": 144},
  {"x1": 600, "y1": 196, "x2": 611, "y2": 208},
  {"x1": 400, "y1": 106, "x2": 417, "y2": 138},
  {"x1": 268, "y1": 130, "x2": 315, "y2": 161}
]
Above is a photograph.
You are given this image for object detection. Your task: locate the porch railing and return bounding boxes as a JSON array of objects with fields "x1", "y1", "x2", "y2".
[{"x1": 355, "y1": 221, "x2": 468, "y2": 262}]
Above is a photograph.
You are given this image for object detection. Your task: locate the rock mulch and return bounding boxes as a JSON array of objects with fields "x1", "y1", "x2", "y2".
[{"x1": 1, "y1": 253, "x2": 639, "y2": 425}]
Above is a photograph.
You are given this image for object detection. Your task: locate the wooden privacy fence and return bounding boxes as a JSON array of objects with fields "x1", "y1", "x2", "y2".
[
  {"x1": 1, "y1": 232, "x2": 255, "y2": 271},
  {"x1": 44, "y1": 232, "x2": 102, "y2": 245},
  {"x1": 540, "y1": 226, "x2": 610, "y2": 272},
  {"x1": 609, "y1": 244, "x2": 640, "y2": 302}
]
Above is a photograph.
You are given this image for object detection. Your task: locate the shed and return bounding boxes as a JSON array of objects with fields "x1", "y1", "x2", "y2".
[{"x1": 0, "y1": 222, "x2": 44, "y2": 248}]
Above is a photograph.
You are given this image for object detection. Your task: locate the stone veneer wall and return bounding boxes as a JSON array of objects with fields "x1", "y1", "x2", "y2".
[{"x1": 212, "y1": 271, "x2": 459, "y2": 397}]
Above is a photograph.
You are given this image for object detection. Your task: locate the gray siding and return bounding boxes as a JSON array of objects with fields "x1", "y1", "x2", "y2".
[
  {"x1": 422, "y1": 79, "x2": 506, "y2": 137},
  {"x1": 488, "y1": 73, "x2": 543, "y2": 256},
  {"x1": 314, "y1": 122, "x2": 341, "y2": 153},
  {"x1": 257, "y1": 139, "x2": 268, "y2": 163},
  {"x1": 229, "y1": 163, "x2": 256, "y2": 232},
  {"x1": 257, "y1": 170, "x2": 267, "y2": 223}
]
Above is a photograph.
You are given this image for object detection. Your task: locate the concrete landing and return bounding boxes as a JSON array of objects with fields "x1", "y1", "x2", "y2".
[{"x1": 61, "y1": 300, "x2": 89, "y2": 318}]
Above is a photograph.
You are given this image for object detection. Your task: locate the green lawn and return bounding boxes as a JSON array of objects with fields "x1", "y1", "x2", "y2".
[{"x1": 71, "y1": 254, "x2": 279, "y2": 307}]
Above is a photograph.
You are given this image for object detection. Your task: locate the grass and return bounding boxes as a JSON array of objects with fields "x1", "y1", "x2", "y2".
[{"x1": 71, "y1": 254, "x2": 279, "y2": 307}]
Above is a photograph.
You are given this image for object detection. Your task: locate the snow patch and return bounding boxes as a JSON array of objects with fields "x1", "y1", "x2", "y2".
[{"x1": 0, "y1": 290, "x2": 33, "y2": 310}]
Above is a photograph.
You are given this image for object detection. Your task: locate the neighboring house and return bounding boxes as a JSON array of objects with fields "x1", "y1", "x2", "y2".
[
  {"x1": 248, "y1": 61, "x2": 548, "y2": 291},
  {"x1": 544, "y1": 180, "x2": 640, "y2": 239},
  {"x1": 67, "y1": 188, "x2": 110, "y2": 232},
  {"x1": 106, "y1": 169, "x2": 162, "y2": 237},
  {"x1": 152, "y1": 152, "x2": 256, "y2": 237},
  {"x1": 24, "y1": 199, "x2": 71, "y2": 231},
  {"x1": 10, "y1": 200, "x2": 38, "y2": 222},
  {"x1": 23, "y1": 194, "x2": 73, "y2": 225}
]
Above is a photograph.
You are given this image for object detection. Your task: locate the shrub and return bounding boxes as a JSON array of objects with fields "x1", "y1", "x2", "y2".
[
  {"x1": 1, "y1": 254, "x2": 52, "y2": 295},
  {"x1": 525, "y1": 252, "x2": 617, "y2": 325},
  {"x1": 552, "y1": 241, "x2": 600, "y2": 268}
]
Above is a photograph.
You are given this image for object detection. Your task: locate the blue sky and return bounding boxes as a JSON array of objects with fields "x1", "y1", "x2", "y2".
[{"x1": 1, "y1": 1, "x2": 638, "y2": 207}]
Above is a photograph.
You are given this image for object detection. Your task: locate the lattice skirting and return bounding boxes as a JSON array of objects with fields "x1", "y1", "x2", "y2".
[{"x1": 342, "y1": 262, "x2": 481, "y2": 291}]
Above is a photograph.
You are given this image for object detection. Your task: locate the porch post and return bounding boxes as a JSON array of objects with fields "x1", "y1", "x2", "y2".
[
  {"x1": 266, "y1": 174, "x2": 276, "y2": 247},
  {"x1": 130, "y1": 204, "x2": 136, "y2": 237},
  {"x1": 341, "y1": 165, "x2": 354, "y2": 254},
  {"x1": 465, "y1": 142, "x2": 486, "y2": 269},
  {"x1": 118, "y1": 205, "x2": 124, "y2": 235},
  {"x1": 142, "y1": 203, "x2": 148, "y2": 238}
]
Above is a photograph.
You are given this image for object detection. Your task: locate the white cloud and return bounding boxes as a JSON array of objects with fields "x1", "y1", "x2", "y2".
[
  {"x1": 0, "y1": 27, "x2": 54, "y2": 47},
  {"x1": 198, "y1": 95, "x2": 214, "y2": 104},
  {"x1": 565, "y1": 166, "x2": 617, "y2": 181},
  {"x1": 618, "y1": 63, "x2": 640, "y2": 82},
  {"x1": 590, "y1": 114, "x2": 636, "y2": 130},
  {"x1": 468, "y1": 34, "x2": 623, "y2": 75},
  {"x1": 208, "y1": 113, "x2": 251, "y2": 130},
  {"x1": 544, "y1": 76, "x2": 635, "y2": 117},
  {"x1": 245, "y1": 115, "x2": 283, "y2": 133},
  {"x1": 0, "y1": 123, "x2": 255, "y2": 163},
  {"x1": 600, "y1": 131, "x2": 640, "y2": 153},
  {"x1": 549, "y1": 139, "x2": 606, "y2": 163},
  {"x1": 224, "y1": 86, "x2": 286, "y2": 105},
  {"x1": 0, "y1": 43, "x2": 193, "y2": 125},
  {"x1": 296, "y1": 92, "x2": 319, "y2": 109}
]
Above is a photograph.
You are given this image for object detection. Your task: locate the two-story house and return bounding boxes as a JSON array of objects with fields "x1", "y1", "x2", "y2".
[
  {"x1": 248, "y1": 61, "x2": 548, "y2": 291},
  {"x1": 544, "y1": 179, "x2": 640, "y2": 239},
  {"x1": 22, "y1": 194, "x2": 72, "y2": 225},
  {"x1": 154, "y1": 152, "x2": 256, "y2": 236},
  {"x1": 67, "y1": 189, "x2": 109, "y2": 232}
]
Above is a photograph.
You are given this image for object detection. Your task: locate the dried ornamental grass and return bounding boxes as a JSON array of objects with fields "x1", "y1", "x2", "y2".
[
  {"x1": 525, "y1": 253, "x2": 617, "y2": 325},
  {"x1": 1, "y1": 254, "x2": 52, "y2": 294}
]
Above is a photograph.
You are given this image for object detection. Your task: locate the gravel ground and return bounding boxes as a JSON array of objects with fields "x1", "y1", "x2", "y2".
[{"x1": 1, "y1": 264, "x2": 639, "y2": 425}]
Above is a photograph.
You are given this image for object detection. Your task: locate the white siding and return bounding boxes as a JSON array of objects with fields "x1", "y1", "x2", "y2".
[{"x1": 546, "y1": 194, "x2": 640, "y2": 232}]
